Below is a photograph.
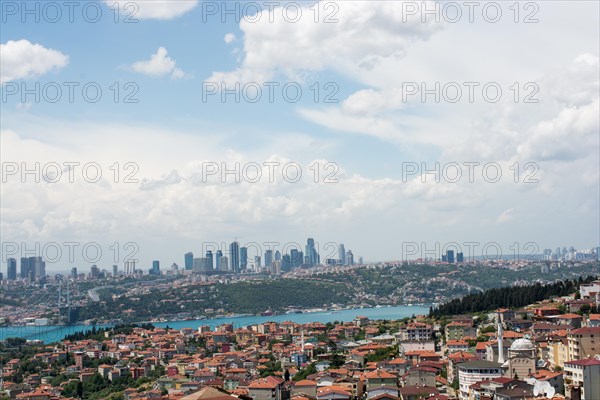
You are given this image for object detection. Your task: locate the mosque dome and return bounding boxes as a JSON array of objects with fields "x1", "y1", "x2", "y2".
[{"x1": 510, "y1": 337, "x2": 535, "y2": 351}]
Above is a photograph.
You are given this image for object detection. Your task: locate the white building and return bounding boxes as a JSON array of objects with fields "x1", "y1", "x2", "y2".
[
  {"x1": 457, "y1": 360, "x2": 503, "y2": 400},
  {"x1": 564, "y1": 357, "x2": 600, "y2": 400}
]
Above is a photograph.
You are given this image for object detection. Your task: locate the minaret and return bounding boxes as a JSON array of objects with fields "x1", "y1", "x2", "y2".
[
  {"x1": 497, "y1": 312, "x2": 505, "y2": 364},
  {"x1": 301, "y1": 330, "x2": 305, "y2": 353}
]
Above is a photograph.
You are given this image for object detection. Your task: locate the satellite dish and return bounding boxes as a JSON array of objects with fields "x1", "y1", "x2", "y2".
[{"x1": 533, "y1": 381, "x2": 555, "y2": 398}]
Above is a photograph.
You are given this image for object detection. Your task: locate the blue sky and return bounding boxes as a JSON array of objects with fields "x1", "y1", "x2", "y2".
[{"x1": 1, "y1": 0, "x2": 599, "y2": 271}]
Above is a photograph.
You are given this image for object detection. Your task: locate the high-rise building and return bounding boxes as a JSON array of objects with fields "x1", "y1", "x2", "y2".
[
  {"x1": 193, "y1": 257, "x2": 211, "y2": 271},
  {"x1": 184, "y1": 252, "x2": 194, "y2": 270},
  {"x1": 152, "y1": 260, "x2": 160, "y2": 275},
  {"x1": 219, "y1": 255, "x2": 229, "y2": 271},
  {"x1": 240, "y1": 247, "x2": 248, "y2": 270},
  {"x1": 339, "y1": 244, "x2": 346, "y2": 266},
  {"x1": 274, "y1": 250, "x2": 281, "y2": 261},
  {"x1": 112, "y1": 264, "x2": 118, "y2": 276},
  {"x1": 206, "y1": 251, "x2": 214, "y2": 270},
  {"x1": 282, "y1": 254, "x2": 291, "y2": 272},
  {"x1": 305, "y1": 238, "x2": 319, "y2": 266},
  {"x1": 124, "y1": 260, "x2": 137, "y2": 275},
  {"x1": 457, "y1": 252, "x2": 464, "y2": 263},
  {"x1": 21, "y1": 256, "x2": 45, "y2": 281},
  {"x1": 7, "y1": 258, "x2": 17, "y2": 281},
  {"x1": 33, "y1": 256, "x2": 46, "y2": 279},
  {"x1": 229, "y1": 241, "x2": 240, "y2": 273},
  {"x1": 265, "y1": 250, "x2": 273, "y2": 270},
  {"x1": 358, "y1": 256, "x2": 363, "y2": 265},
  {"x1": 345, "y1": 250, "x2": 354, "y2": 266},
  {"x1": 254, "y1": 255, "x2": 261, "y2": 269},
  {"x1": 20, "y1": 257, "x2": 30, "y2": 279},
  {"x1": 272, "y1": 260, "x2": 281, "y2": 275},
  {"x1": 216, "y1": 250, "x2": 223, "y2": 270},
  {"x1": 447, "y1": 250, "x2": 455, "y2": 263},
  {"x1": 290, "y1": 249, "x2": 302, "y2": 269},
  {"x1": 90, "y1": 265, "x2": 100, "y2": 278},
  {"x1": 71, "y1": 267, "x2": 78, "y2": 279}
]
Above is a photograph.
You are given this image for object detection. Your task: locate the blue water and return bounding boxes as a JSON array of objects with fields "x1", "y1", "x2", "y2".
[{"x1": 0, "y1": 305, "x2": 429, "y2": 343}]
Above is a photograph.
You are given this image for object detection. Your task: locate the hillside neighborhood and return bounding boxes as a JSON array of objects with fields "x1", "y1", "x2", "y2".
[{"x1": 1, "y1": 279, "x2": 599, "y2": 400}]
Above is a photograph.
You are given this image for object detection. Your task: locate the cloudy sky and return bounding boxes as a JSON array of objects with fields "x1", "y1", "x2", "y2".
[{"x1": 1, "y1": 0, "x2": 599, "y2": 272}]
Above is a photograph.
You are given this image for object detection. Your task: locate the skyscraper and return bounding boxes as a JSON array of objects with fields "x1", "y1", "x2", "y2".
[
  {"x1": 446, "y1": 250, "x2": 455, "y2": 263},
  {"x1": 185, "y1": 252, "x2": 194, "y2": 270},
  {"x1": 265, "y1": 250, "x2": 273, "y2": 270},
  {"x1": 345, "y1": 250, "x2": 354, "y2": 266},
  {"x1": 339, "y1": 244, "x2": 346, "y2": 265},
  {"x1": 229, "y1": 241, "x2": 240, "y2": 273},
  {"x1": 274, "y1": 250, "x2": 281, "y2": 261},
  {"x1": 206, "y1": 251, "x2": 214, "y2": 270},
  {"x1": 152, "y1": 260, "x2": 160, "y2": 275},
  {"x1": 272, "y1": 260, "x2": 281, "y2": 275},
  {"x1": 33, "y1": 256, "x2": 46, "y2": 279},
  {"x1": 124, "y1": 260, "x2": 137, "y2": 275},
  {"x1": 240, "y1": 247, "x2": 248, "y2": 270},
  {"x1": 219, "y1": 255, "x2": 229, "y2": 271},
  {"x1": 290, "y1": 249, "x2": 302, "y2": 269},
  {"x1": 72, "y1": 267, "x2": 78, "y2": 279},
  {"x1": 254, "y1": 255, "x2": 261, "y2": 269},
  {"x1": 457, "y1": 252, "x2": 464, "y2": 263},
  {"x1": 20, "y1": 257, "x2": 30, "y2": 279},
  {"x1": 112, "y1": 264, "x2": 118, "y2": 276},
  {"x1": 282, "y1": 254, "x2": 291, "y2": 272},
  {"x1": 216, "y1": 250, "x2": 223, "y2": 271},
  {"x1": 305, "y1": 238, "x2": 319, "y2": 266},
  {"x1": 7, "y1": 258, "x2": 17, "y2": 281}
]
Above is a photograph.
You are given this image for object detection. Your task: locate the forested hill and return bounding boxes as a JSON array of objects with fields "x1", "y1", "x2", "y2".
[{"x1": 429, "y1": 275, "x2": 598, "y2": 317}]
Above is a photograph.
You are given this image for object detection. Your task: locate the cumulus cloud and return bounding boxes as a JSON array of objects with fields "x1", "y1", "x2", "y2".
[
  {"x1": 0, "y1": 40, "x2": 68, "y2": 83},
  {"x1": 130, "y1": 47, "x2": 188, "y2": 79},
  {"x1": 105, "y1": 0, "x2": 198, "y2": 20},
  {"x1": 207, "y1": 1, "x2": 442, "y2": 85}
]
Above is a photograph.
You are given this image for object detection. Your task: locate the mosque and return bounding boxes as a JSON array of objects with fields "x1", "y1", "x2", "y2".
[{"x1": 497, "y1": 311, "x2": 538, "y2": 379}]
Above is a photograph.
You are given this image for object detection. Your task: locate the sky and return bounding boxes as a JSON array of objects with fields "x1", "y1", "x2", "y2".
[{"x1": 1, "y1": 0, "x2": 599, "y2": 272}]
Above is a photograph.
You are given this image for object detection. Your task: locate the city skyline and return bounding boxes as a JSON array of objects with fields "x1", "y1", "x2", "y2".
[
  {"x1": 3, "y1": 241, "x2": 599, "y2": 278},
  {"x1": 1, "y1": 2, "x2": 598, "y2": 271}
]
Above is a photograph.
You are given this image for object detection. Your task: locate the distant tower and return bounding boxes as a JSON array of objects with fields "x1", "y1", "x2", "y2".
[
  {"x1": 229, "y1": 241, "x2": 240, "y2": 273},
  {"x1": 240, "y1": 247, "x2": 248, "y2": 270},
  {"x1": 339, "y1": 244, "x2": 346, "y2": 265},
  {"x1": 345, "y1": 250, "x2": 354, "y2": 266},
  {"x1": 206, "y1": 251, "x2": 214, "y2": 270},
  {"x1": 184, "y1": 252, "x2": 194, "y2": 270},
  {"x1": 216, "y1": 250, "x2": 223, "y2": 270},
  {"x1": 265, "y1": 250, "x2": 273, "y2": 270},
  {"x1": 497, "y1": 312, "x2": 505, "y2": 364}
]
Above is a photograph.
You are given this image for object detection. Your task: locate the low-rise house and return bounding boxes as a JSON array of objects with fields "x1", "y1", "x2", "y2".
[
  {"x1": 292, "y1": 380, "x2": 318, "y2": 397},
  {"x1": 446, "y1": 340, "x2": 469, "y2": 353},
  {"x1": 398, "y1": 385, "x2": 438, "y2": 400},
  {"x1": 248, "y1": 376, "x2": 285, "y2": 400}
]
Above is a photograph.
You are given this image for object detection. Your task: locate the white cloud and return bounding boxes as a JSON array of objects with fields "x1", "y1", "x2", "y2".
[
  {"x1": 0, "y1": 40, "x2": 68, "y2": 83},
  {"x1": 105, "y1": 0, "x2": 198, "y2": 20},
  {"x1": 208, "y1": 1, "x2": 442, "y2": 85},
  {"x1": 224, "y1": 33, "x2": 236, "y2": 44},
  {"x1": 130, "y1": 47, "x2": 188, "y2": 79}
]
